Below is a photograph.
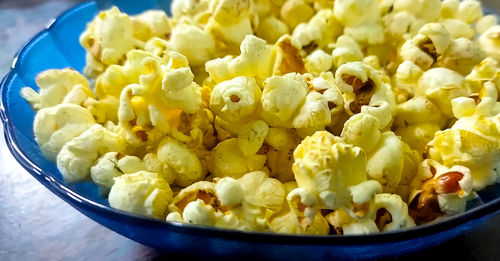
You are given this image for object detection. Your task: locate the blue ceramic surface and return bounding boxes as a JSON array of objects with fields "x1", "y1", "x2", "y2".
[{"x1": 1, "y1": 1, "x2": 500, "y2": 259}]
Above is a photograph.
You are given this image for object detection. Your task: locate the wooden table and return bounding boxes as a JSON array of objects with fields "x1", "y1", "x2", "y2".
[{"x1": 1, "y1": 1, "x2": 499, "y2": 260}]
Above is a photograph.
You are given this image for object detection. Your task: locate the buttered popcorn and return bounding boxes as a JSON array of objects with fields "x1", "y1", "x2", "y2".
[{"x1": 21, "y1": 0, "x2": 500, "y2": 235}]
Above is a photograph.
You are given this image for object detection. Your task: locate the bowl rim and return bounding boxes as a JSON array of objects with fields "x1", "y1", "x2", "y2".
[{"x1": 1, "y1": 0, "x2": 500, "y2": 246}]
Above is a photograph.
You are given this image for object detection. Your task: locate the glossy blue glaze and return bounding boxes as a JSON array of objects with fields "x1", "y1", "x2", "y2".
[{"x1": 2, "y1": 1, "x2": 500, "y2": 259}]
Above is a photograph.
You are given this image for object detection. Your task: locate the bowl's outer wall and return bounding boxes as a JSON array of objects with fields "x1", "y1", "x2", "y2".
[{"x1": 1, "y1": 0, "x2": 499, "y2": 259}]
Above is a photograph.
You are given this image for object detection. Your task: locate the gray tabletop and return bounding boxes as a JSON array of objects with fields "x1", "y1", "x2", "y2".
[{"x1": 1, "y1": 1, "x2": 500, "y2": 260}]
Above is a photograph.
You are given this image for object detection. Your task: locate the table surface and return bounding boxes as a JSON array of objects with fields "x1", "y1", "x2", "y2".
[{"x1": 1, "y1": 1, "x2": 500, "y2": 260}]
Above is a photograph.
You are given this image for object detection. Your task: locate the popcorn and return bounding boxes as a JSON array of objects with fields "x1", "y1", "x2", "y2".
[
  {"x1": 261, "y1": 73, "x2": 308, "y2": 127},
  {"x1": 33, "y1": 103, "x2": 96, "y2": 161},
  {"x1": 21, "y1": 1, "x2": 500, "y2": 235},
  {"x1": 457, "y1": 0, "x2": 482, "y2": 24},
  {"x1": 80, "y1": 7, "x2": 143, "y2": 75},
  {"x1": 209, "y1": 138, "x2": 267, "y2": 178},
  {"x1": 157, "y1": 136, "x2": 204, "y2": 187},
  {"x1": 237, "y1": 120, "x2": 269, "y2": 156},
  {"x1": 91, "y1": 152, "x2": 147, "y2": 189},
  {"x1": 291, "y1": 91, "x2": 331, "y2": 130},
  {"x1": 415, "y1": 67, "x2": 470, "y2": 118},
  {"x1": 269, "y1": 182, "x2": 330, "y2": 234},
  {"x1": 479, "y1": 25, "x2": 500, "y2": 61},
  {"x1": 209, "y1": 0, "x2": 257, "y2": 49},
  {"x1": 292, "y1": 131, "x2": 368, "y2": 212},
  {"x1": 428, "y1": 83, "x2": 500, "y2": 190},
  {"x1": 256, "y1": 16, "x2": 289, "y2": 44},
  {"x1": 304, "y1": 49, "x2": 333, "y2": 76},
  {"x1": 370, "y1": 193, "x2": 415, "y2": 231},
  {"x1": 393, "y1": 0, "x2": 442, "y2": 22},
  {"x1": 475, "y1": 15, "x2": 498, "y2": 35},
  {"x1": 206, "y1": 35, "x2": 276, "y2": 84},
  {"x1": 108, "y1": 171, "x2": 173, "y2": 219},
  {"x1": 57, "y1": 124, "x2": 126, "y2": 183},
  {"x1": 132, "y1": 10, "x2": 172, "y2": 41},
  {"x1": 408, "y1": 159, "x2": 472, "y2": 224},
  {"x1": 335, "y1": 62, "x2": 396, "y2": 128},
  {"x1": 333, "y1": 0, "x2": 380, "y2": 28},
  {"x1": 331, "y1": 35, "x2": 363, "y2": 69},
  {"x1": 273, "y1": 35, "x2": 306, "y2": 75},
  {"x1": 280, "y1": 0, "x2": 314, "y2": 29},
  {"x1": 210, "y1": 76, "x2": 262, "y2": 122},
  {"x1": 168, "y1": 171, "x2": 285, "y2": 231},
  {"x1": 170, "y1": 23, "x2": 215, "y2": 66},
  {"x1": 21, "y1": 69, "x2": 94, "y2": 110},
  {"x1": 441, "y1": 19, "x2": 474, "y2": 40},
  {"x1": 435, "y1": 38, "x2": 484, "y2": 76},
  {"x1": 291, "y1": 9, "x2": 342, "y2": 48},
  {"x1": 400, "y1": 23, "x2": 452, "y2": 70}
]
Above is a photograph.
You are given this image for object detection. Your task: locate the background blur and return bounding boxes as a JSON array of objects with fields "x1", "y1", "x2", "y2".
[{"x1": 0, "y1": 0, "x2": 499, "y2": 260}]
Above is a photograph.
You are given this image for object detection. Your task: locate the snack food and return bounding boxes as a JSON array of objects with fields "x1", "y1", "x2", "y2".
[{"x1": 20, "y1": 0, "x2": 500, "y2": 235}]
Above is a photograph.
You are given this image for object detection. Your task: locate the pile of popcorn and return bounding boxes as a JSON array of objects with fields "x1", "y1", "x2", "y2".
[{"x1": 20, "y1": 0, "x2": 500, "y2": 235}]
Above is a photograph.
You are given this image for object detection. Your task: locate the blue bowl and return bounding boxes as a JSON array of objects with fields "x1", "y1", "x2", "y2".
[{"x1": 2, "y1": 1, "x2": 500, "y2": 259}]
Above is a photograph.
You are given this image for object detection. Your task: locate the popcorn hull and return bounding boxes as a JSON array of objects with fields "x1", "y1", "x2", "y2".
[{"x1": 2, "y1": 0, "x2": 500, "y2": 259}]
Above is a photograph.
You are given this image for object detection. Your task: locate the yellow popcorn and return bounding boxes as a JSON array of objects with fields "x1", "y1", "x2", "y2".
[
  {"x1": 265, "y1": 128, "x2": 301, "y2": 182},
  {"x1": 21, "y1": 69, "x2": 94, "y2": 110},
  {"x1": 132, "y1": 10, "x2": 172, "y2": 41},
  {"x1": 383, "y1": 11, "x2": 423, "y2": 41},
  {"x1": 209, "y1": 139, "x2": 267, "y2": 178},
  {"x1": 440, "y1": 0, "x2": 459, "y2": 19},
  {"x1": 261, "y1": 73, "x2": 308, "y2": 127},
  {"x1": 57, "y1": 124, "x2": 126, "y2": 183},
  {"x1": 476, "y1": 15, "x2": 498, "y2": 35},
  {"x1": 269, "y1": 182, "x2": 330, "y2": 234},
  {"x1": 291, "y1": 9, "x2": 342, "y2": 48},
  {"x1": 428, "y1": 82, "x2": 500, "y2": 190},
  {"x1": 435, "y1": 38, "x2": 484, "y2": 76},
  {"x1": 237, "y1": 120, "x2": 269, "y2": 156},
  {"x1": 341, "y1": 113, "x2": 381, "y2": 153},
  {"x1": 170, "y1": 0, "x2": 210, "y2": 23},
  {"x1": 392, "y1": 61, "x2": 423, "y2": 102},
  {"x1": 23, "y1": 0, "x2": 500, "y2": 235},
  {"x1": 33, "y1": 103, "x2": 96, "y2": 161},
  {"x1": 393, "y1": 0, "x2": 442, "y2": 22},
  {"x1": 210, "y1": 76, "x2": 262, "y2": 122},
  {"x1": 157, "y1": 136, "x2": 204, "y2": 187},
  {"x1": 370, "y1": 193, "x2": 415, "y2": 231},
  {"x1": 90, "y1": 152, "x2": 147, "y2": 189},
  {"x1": 142, "y1": 152, "x2": 176, "y2": 184},
  {"x1": 256, "y1": 16, "x2": 289, "y2": 44},
  {"x1": 393, "y1": 96, "x2": 445, "y2": 152},
  {"x1": 333, "y1": 0, "x2": 380, "y2": 28},
  {"x1": 479, "y1": 25, "x2": 500, "y2": 61},
  {"x1": 80, "y1": 7, "x2": 143, "y2": 72},
  {"x1": 465, "y1": 58, "x2": 500, "y2": 93},
  {"x1": 168, "y1": 172, "x2": 286, "y2": 231},
  {"x1": 408, "y1": 159, "x2": 472, "y2": 224},
  {"x1": 331, "y1": 35, "x2": 363, "y2": 69},
  {"x1": 441, "y1": 19, "x2": 474, "y2": 40},
  {"x1": 335, "y1": 62, "x2": 396, "y2": 128},
  {"x1": 273, "y1": 35, "x2": 306, "y2": 75},
  {"x1": 170, "y1": 23, "x2": 215, "y2": 66},
  {"x1": 291, "y1": 91, "x2": 331, "y2": 130},
  {"x1": 415, "y1": 67, "x2": 470, "y2": 118},
  {"x1": 304, "y1": 49, "x2": 333, "y2": 76},
  {"x1": 399, "y1": 23, "x2": 452, "y2": 70},
  {"x1": 109, "y1": 171, "x2": 173, "y2": 219},
  {"x1": 293, "y1": 131, "x2": 368, "y2": 210},
  {"x1": 280, "y1": 0, "x2": 314, "y2": 29},
  {"x1": 457, "y1": 0, "x2": 482, "y2": 24},
  {"x1": 206, "y1": 35, "x2": 276, "y2": 84}
]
